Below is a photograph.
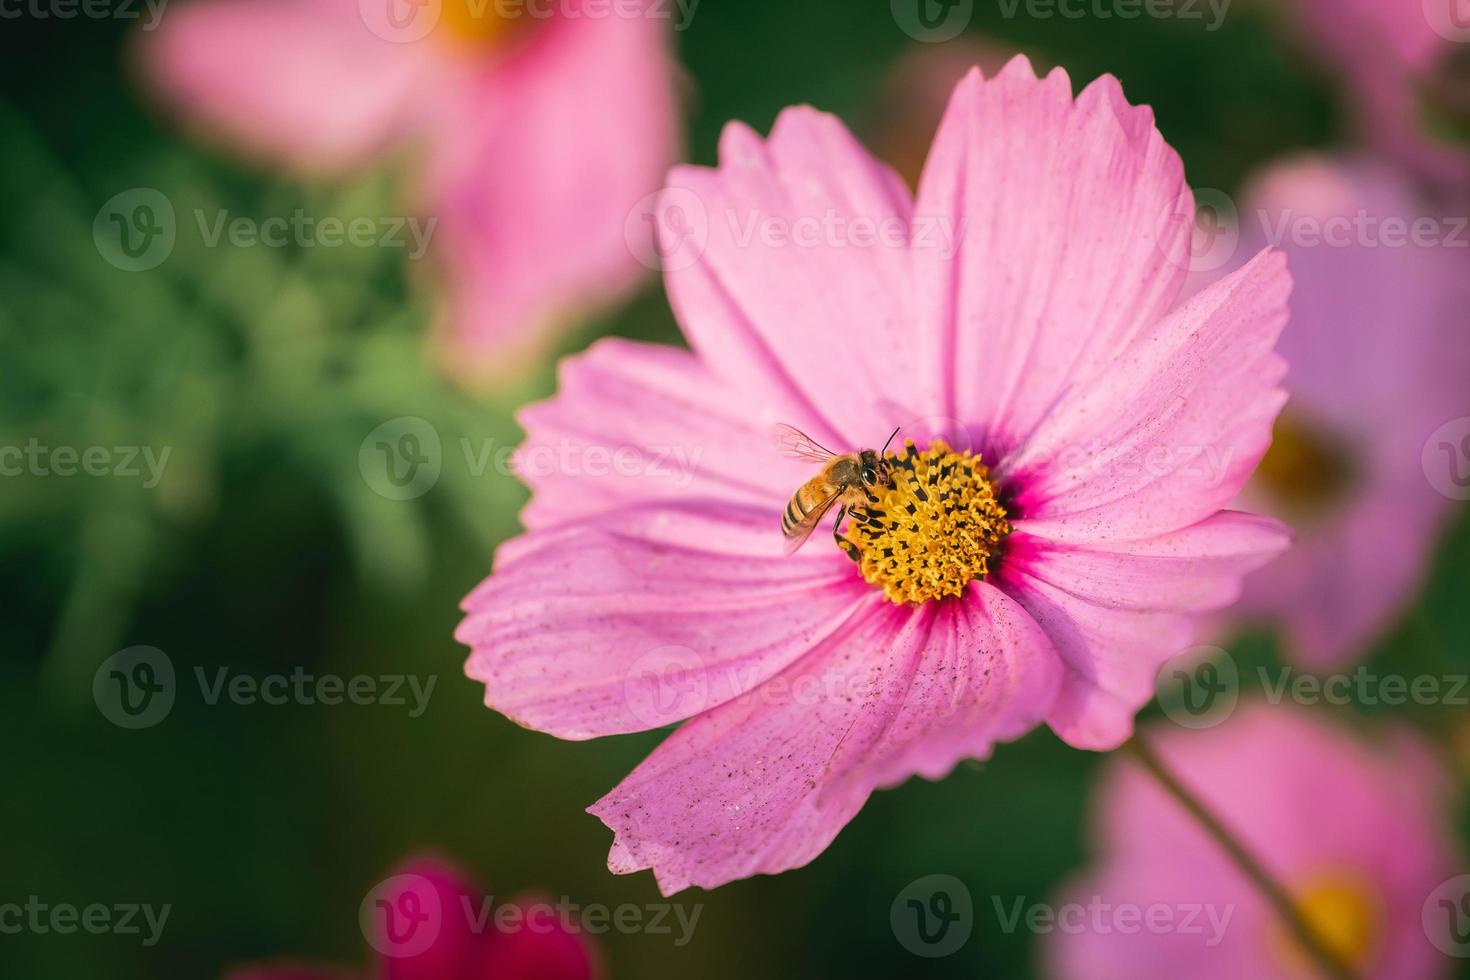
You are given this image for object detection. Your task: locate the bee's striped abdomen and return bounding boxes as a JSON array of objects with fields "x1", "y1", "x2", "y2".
[{"x1": 783, "y1": 477, "x2": 831, "y2": 537}]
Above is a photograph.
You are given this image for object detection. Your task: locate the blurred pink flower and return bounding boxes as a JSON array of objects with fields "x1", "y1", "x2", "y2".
[
  {"x1": 1221, "y1": 157, "x2": 1470, "y2": 667},
  {"x1": 457, "y1": 57, "x2": 1292, "y2": 895},
  {"x1": 140, "y1": 0, "x2": 680, "y2": 375},
  {"x1": 1047, "y1": 704, "x2": 1462, "y2": 980},
  {"x1": 227, "y1": 856, "x2": 599, "y2": 980},
  {"x1": 1294, "y1": 0, "x2": 1470, "y2": 190}
]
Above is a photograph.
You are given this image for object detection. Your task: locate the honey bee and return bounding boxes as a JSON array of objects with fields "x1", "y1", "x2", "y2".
[{"x1": 772, "y1": 423, "x2": 900, "y2": 554}]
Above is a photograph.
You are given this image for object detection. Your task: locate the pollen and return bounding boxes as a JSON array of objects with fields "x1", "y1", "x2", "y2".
[{"x1": 840, "y1": 439, "x2": 1010, "y2": 605}]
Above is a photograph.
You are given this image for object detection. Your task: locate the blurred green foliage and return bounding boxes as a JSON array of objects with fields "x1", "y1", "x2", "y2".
[{"x1": 0, "y1": 3, "x2": 1465, "y2": 979}]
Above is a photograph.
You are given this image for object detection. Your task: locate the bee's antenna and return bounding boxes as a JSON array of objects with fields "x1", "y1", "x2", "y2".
[{"x1": 880, "y1": 426, "x2": 901, "y2": 457}]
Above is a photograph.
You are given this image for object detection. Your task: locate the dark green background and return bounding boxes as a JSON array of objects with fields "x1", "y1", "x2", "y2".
[{"x1": 2, "y1": 1, "x2": 1467, "y2": 977}]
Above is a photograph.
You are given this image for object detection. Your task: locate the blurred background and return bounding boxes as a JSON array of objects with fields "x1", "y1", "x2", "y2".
[{"x1": 2, "y1": 0, "x2": 1468, "y2": 977}]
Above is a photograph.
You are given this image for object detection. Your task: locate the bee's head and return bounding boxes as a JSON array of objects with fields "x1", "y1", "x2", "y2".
[{"x1": 858, "y1": 449, "x2": 891, "y2": 489}]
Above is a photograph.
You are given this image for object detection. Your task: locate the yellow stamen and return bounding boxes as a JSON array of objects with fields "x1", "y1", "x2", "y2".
[
  {"x1": 1271, "y1": 869, "x2": 1382, "y2": 976},
  {"x1": 1254, "y1": 412, "x2": 1355, "y2": 517},
  {"x1": 437, "y1": 0, "x2": 525, "y2": 48},
  {"x1": 841, "y1": 439, "x2": 1010, "y2": 605}
]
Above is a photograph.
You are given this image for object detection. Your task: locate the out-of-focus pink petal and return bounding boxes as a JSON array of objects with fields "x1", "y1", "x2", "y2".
[
  {"x1": 375, "y1": 857, "x2": 482, "y2": 980},
  {"x1": 513, "y1": 339, "x2": 801, "y2": 531},
  {"x1": 999, "y1": 511, "x2": 1287, "y2": 750},
  {"x1": 458, "y1": 504, "x2": 870, "y2": 739},
  {"x1": 1005, "y1": 249, "x2": 1290, "y2": 543},
  {"x1": 1222, "y1": 157, "x2": 1470, "y2": 667},
  {"x1": 1050, "y1": 706, "x2": 1460, "y2": 980},
  {"x1": 661, "y1": 108, "x2": 918, "y2": 450},
  {"x1": 589, "y1": 585, "x2": 1061, "y2": 895},
  {"x1": 478, "y1": 893, "x2": 600, "y2": 980},
  {"x1": 429, "y1": 12, "x2": 680, "y2": 371},
  {"x1": 138, "y1": 0, "x2": 436, "y2": 173},
  {"x1": 911, "y1": 58, "x2": 1194, "y2": 457},
  {"x1": 1293, "y1": 0, "x2": 1470, "y2": 186}
]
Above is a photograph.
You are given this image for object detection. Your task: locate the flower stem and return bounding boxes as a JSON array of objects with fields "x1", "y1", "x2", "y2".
[{"x1": 1123, "y1": 734, "x2": 1363, "y2": 980}]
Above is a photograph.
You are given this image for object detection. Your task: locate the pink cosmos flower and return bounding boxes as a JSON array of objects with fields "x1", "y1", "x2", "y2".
[
  {"x1": 1221, "y1": 157, "x2": 1470, "y2": 668},
  {"x1": 1046, "y1": 704, "x2": 1462, "y2": 980},
  {"x1": 140, "y1": 0, "x2": 680, "y2": 373},
  {"x1": 227, "y1": 856, "x2": 599, "y2": 980},
  {"x1": 1293, "y1": 0, "x2": 1470, "y2": 190},
  {"x1": 457, "y1": 57, "x2": 1293, "y2": 895}
]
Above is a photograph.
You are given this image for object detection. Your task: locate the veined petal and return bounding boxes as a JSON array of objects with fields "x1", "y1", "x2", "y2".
[
  {"x1": 662, "y1": 108, "x2": 920, "y2": 449},
  {"x1": 912, "y1": 57, "x2": 1194, "y2": 455},
  {"x1": 589, "y1": 585, "x2": 1061, "y2": 895},
  {"x1": 998, "y1": 511, "x2": 1289, "y2": 750},
  {"x1": 515, "y1": 338, "x2": 800, "y2": 531},
  {"x1": 1004, "y1": 248, "x2": 1290, "y2": 543},
  {"x1": 458, "y1": 503, "x2": 868, "y2": 739}
]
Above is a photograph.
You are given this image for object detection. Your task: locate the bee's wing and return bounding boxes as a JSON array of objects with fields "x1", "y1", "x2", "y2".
[
  {"x1": 770, "y1": 423, "x2": 836, "y2": 462},
  {"x1": 783, "y1": 486, "x2": 843, "y2": 555}
]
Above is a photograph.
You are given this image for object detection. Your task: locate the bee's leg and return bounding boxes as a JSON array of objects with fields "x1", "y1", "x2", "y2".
[{"x1": 833, "y1": 505, "x2": 860, "y2": 562}]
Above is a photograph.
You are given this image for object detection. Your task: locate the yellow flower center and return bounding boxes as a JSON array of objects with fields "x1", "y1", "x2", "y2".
[
  {"x1": 840, "y1": 440, "x2": 1010, "y2": 605},
  {"x1": 1270, "y1": 869, "x2": 1382, "y2": 976},
  {"x1": 1253, "y1": 411, "x2": 1355, "y2": 518},
  {"x1": 436, "y1": 0, "x2": 526, "y2": 48}
]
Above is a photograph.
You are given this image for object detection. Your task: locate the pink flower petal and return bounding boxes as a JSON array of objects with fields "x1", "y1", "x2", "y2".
[
  {"x1": 1223, "y1": 157, "x2": 1469, "y2": 667},
  {"x1": 588, "y1": 585, "x2": 1061, "y2": 894},
  {"x1": 514, "y1": 338, "x2": 801, "y2": 531},
  {"x1": 661, "y1": 108, "x2": 919, "y2": 449},
  {"x1": 138, "y1": 0, "x2": 435, "y2": 173},
  {"x1": 374, "y1": 857, "x2": 482, "y2": 980},
  {"x1": 458, "y1": 503, "x2": 870, "y2": 739},
  {"x1": 911, "y1": 58, "x2": 1194, "y2": 456},
  {"x1": 478, "y1": 892, "x2": 601, "y2": 980},
  {"x1": 1050, "y1": 706, "x2": 1461, "y2": 980},
  {"x1": 1005, "y1": 248, "x2": 1290, "y2": 543},
  {"x1": 429, "y1": 12, "x2": 680, "y2": 370},
  {"x1": 999, "y1": 511, "x2": 1288, "y2": 750}
]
